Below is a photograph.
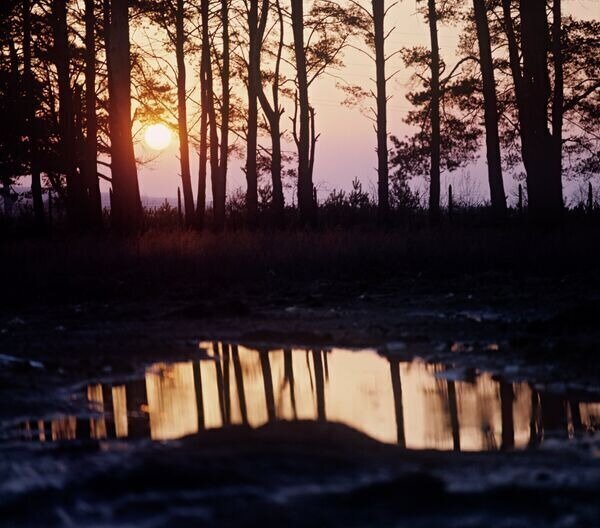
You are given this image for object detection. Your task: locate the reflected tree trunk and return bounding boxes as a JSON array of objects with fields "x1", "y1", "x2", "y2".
[
  {"x1": 102, "y1": 384, "x2": 116, "y2": 438},
  {"x1": 193, "y1": 360, "x2": 205, "y2": 430},
  {"x1": 389, "y1": 359, "x2": 406, "y2": 447},
  {"x1": 569, "y1": 400, "x2": 582, "y2": 433},
  {"x1": 283, "y1": 348, "x2": 297, "y2": 419},
  {"x1": 500, "y1": 381, "x2": 515, "y2": 449},
  {"x1": 127, "y1": 379, "x2": 150, "y2": 438},
  {"x1": 540, "y1": 392, "x2": 568, "y2": 437},
  {"x1": 231, "y1": 345, "x2": 248, "y2": 425},
  {"x1": 447, "y1": 380, "x2": 461, "y2": 451},
  {"x1": 213, "y1": 342, "x2": 227, "y2": 424},
  {"x1": 221, "y1": 343, "x2": 231, "y2": 424},
  {"x1": 528, "y1": 386, "x2": 543, "y2": 446},
  {"x1": 260, "y1": 349, "x2": 276, "y2": 422},
  {"x1": 312, "y1": 350, "x2": 326, "y2": 421}
]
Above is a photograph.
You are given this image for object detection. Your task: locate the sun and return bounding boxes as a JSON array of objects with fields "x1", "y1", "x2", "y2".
[{"x1": 144, "y1": 123, "x2": 172, "y2": 151}]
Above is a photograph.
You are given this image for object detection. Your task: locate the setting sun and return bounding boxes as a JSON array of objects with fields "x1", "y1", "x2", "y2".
[{"x1": 144, "y1": 123, "x2": 172, "y2": 151}]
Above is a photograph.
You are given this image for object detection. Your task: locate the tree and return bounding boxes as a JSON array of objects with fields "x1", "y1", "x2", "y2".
[
  {"x1": 0, "y1": 2, "x2": 27, "y2": 218},
  {"x1": 214, "y1": 0, "x2": 230, "y2": 231},
  {"x1": 50, "y1": 0, "x2": 88, "y2": 226},
  {"x1": 136, "y1": 0, "x2": 196, "y2": 227},
  {"x1": 105, "y1": 0, "x2": 142, "y2": 231},
  {"x1": 23, "y1": 0, "x2": 45, "y2": 227},
  {"x1": 290, "y1": 0, "x2": 360, "y2": 224},
  {"x1": 252, "y1": 0, "x2": 286, "y2": 226},
  {"x1": 290, "y1": 0, "x2": 312, "y2": 224},
  {"x1": 84, "y1": 0, "x2": 103, "y2": 227},
  {"x1": 472, "y1": 0, "x2": 506, "y2": 217},
  {"x1": 426, "y1": 0, "x2": 441, "y2": 221},
  {"x1": 391, "y1": 1, "x2": 479, "y2": 215},
  {"x1": 500, "y1": 0, "x2": 562, "y2": 220},
  {"x1": 243, "y1": 0, "x2": 261, "y2": 226},
  {"x1": 345, "y1": 0, "x2": 397, "y2": 223}
]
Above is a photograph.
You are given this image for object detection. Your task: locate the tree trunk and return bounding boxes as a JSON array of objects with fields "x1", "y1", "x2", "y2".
[
  {"x1": 245, "y1": 0, "x2": 259, "y2": 226},
  {"x1": 202, "y1": 0, "x2": 220, "y2": 231},
  {"x1": 290, "y1": 0, "x2": 313, "y2": 224},
  {"x1": 373, "y1": 0, "x2": 389, "y2": 224},
  {"x1": 427, "y1": 0, "x2": 441, "y2": 222},
  {"x1": 473, "y1": 0, "x2": 506, "y2": 217},
  {"x1": 196, "y1": 32, "x2": 208, "y2": 229},
  {"x1": 214, "y1": 0, "x2": 229, "y2": 231},
  {"x1": 254, "y1": 0, "x2": 285, "y2": 226},
  {"x1": 551, "y1": 0, "x2": 564, "y2": 205},
  {"x1": 519, "y1": 0, "x2": 562, "y2": 220},
  {"x1": 23, "y1": 0, "x2": 45, "y2": 229},
  {"x1": 52, "y1": 0, "x2": 86, "y2": 227},
  {"x1": 85, "y1": 0, "x2": 102, "y2": 228},
  {"x1": 175, "y1": 0, "x2": 195, "y2": 227},
  {"x1": 105, "y1": 0, "x2": 142, "y2": 232}
]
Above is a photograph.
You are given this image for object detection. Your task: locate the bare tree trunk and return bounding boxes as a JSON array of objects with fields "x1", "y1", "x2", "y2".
[
  {"x1": 254, "y1": 0, "x2": 285, "y2": 226},
  {"x1": 551, "y1": 0, "x2": 564, "y2": 205},
  {"x1": 105, "y1": 0, "x2": 142, "y2": 232},
  {"x1": 427, "y1": 0, "x2": 441, "y2": 222},
  {"x1": 503, "y1": 0, "x2": 563, "y2": 220},
  {"x1": 52, "y1": 0, "x2": 86, "y2": 227},
  {"x1": 519, "y1": 0, "x2": 562, "y2": 220},
  {"x1": 245, "y1": 0, "x2": 259, "y2": 226},
  {"x1": 290, "y1": 0, "x2": 313, "y2": 224},
  {"x1": 85, "y1": 0, "x2": 102, "y2": 228},
  {"x1": 202, "y1": 0, "x2": 220, "y2": 231},
  {"x1": 373, "y1": 0, "x2": 389, "y2": 224},
  {"x1": 473, "y1": 0, "x2": 506, "y2": 218},
  {"x1": 23, "y1": 0, "x2": 45, "y2": 229},
  {"x1": 196, "y1": 0, "x2": 212, "y2": 229},
  {"x1": 175, "y1": 0, "x2": 195, "y2": 226},
  {"x1": 196, "y1": 39, "x2": 208, "y2": 229},
  {"x1": 213, "y1": 0, "x2": 229, "y2": 231}
]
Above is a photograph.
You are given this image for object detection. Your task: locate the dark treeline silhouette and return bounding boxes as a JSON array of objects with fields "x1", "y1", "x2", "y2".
[{"x1": 0, "y1": 0, "x2": 598, "y2": 233}]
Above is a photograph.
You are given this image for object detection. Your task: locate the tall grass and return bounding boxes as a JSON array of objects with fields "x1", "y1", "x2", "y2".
[{"x1": 2, "y1": 224, "x2": 599, "y2": 308}]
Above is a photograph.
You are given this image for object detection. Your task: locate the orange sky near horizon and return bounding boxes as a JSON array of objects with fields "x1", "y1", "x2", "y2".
[{"x1": 115, "y1": 0, "x2": 599, "y2": 207}]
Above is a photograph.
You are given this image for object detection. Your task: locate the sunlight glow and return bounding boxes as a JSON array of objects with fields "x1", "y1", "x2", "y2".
[{"x1": 144, "y1": 123, "x2": 172, "y2": 151}]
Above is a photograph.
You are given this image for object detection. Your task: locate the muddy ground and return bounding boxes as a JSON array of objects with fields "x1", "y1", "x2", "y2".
[{"x1": 1, "y1": 238, "x2": 600, "y2": 527}]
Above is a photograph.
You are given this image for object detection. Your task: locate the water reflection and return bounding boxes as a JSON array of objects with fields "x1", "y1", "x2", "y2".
[{"x1": 17, "y1": 345, "x2": 600, "y2": 451}]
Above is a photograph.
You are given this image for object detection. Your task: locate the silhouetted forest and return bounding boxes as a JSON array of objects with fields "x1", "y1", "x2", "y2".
[{"x1": 0, "y1": 0, "x2": 598, "y2": 234}]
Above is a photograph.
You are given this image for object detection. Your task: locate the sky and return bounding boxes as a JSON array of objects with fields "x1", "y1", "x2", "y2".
[{"x1": 113, "y1": 0, "x2": 600, "y2": 207}]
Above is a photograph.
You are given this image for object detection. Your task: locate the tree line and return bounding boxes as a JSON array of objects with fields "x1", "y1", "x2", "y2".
[{"x1": 0, "y1": 0, "x2": 598, "y2": 232}]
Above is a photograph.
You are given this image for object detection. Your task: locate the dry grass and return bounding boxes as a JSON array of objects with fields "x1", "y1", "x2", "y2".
[{"x1": 2, "y1": 225, "x2": 599, "y2": 308}]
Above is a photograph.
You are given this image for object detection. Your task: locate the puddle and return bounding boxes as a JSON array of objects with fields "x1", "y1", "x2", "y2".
[{"x1": 7, "y1": 343, "x2": 599, "y2": 450}]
